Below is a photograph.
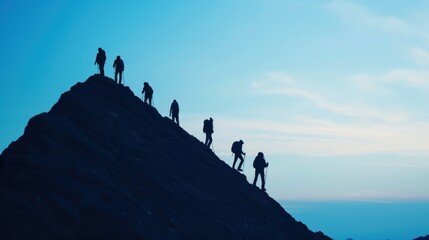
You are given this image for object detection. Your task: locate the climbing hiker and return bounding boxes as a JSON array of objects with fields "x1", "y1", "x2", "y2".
[
  {"x1": 252, "y1": 152, "x2": 269, "y2": 191},
  {"x1": 203, "y1": 117, "x2": 214, "y2": 148},
  {"x1": 231, "y1": 140, "x2": 246, "y2": 171},
  {"x1": 113, "y1": 56, "x2": 124, "y2": 84},
  {"x1": 141, "y1": 82, "x2": 154, "y2": 106},
  {"x1": 94, "y1": 47, "x2": 106, "y2": 76},
  {"x1": 170, "y1": 99, "x2": 179, "y2": 125}
]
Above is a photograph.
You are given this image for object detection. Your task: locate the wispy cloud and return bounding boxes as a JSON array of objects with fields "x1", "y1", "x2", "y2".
[
  {"x1": 350, "y1": 68, "x2": 429, "y2": 89},
  {"x1": 365, "y1": 158, "x2": 429, "y2": 169},
  {"x1": 183, "y1": 114, "x2": 429, "y2": 157},
  {"x1": 411, "y1": 47, "x2": 429, "y2": 66},
  {"x1": 252, "y1": 72, "x2": 412, "y2": 123},
  {"x1": 181, "y1": 71, "x2": 428, "y2": 157},
  {"x1": 325, "y1": 1, "x2": 409, "y2": 34},
  {"x1": 384, "y1": 68, "x2": 429, "y2": 87},
  {"x1": 325, "y1": 1, "x2": 429, "y2": 44}
]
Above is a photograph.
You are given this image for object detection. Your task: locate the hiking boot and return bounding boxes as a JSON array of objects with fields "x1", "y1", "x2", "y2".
[
  {"x1": 238, "y1": 168, "x2": 243, "y2": 172},
  {"x1": 262, "y1": 188, "x2": 266, "y2": 191}
]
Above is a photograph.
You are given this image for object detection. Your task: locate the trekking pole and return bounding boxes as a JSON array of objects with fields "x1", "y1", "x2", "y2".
[
  {"x1": 264, "y1": 166, "x2": 268, "y2": 187},
  {"x1": 242, "y1": 153, "x2": 246, "y2": 169}
]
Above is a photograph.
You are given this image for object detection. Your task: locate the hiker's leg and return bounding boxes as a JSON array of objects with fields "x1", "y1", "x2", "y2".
[
  {"x1": 253, "y1": 169, "x2": 258, "y2": 185},
  {"x1": 207, "y1": 134, "x2": 212, "y2": 147},
  {"x1": 100, "y1": 63, "x2": 105, "y2": 76},
  {"x1": 237, "y1": 155, "x2": 244, "y2": 170},
  {"x1": 173, "y1": 114, "x2": 179, "y2": 124},
  {"x1": 233, "y1": 154, "x2": 238, "y2": 169},
  {"x1": 261, "y1": 171, "x2": 265, "y2": 190}
]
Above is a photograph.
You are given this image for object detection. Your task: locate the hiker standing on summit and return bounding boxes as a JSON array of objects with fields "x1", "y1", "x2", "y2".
[
  {"x1": 253, "y1": 152, "x2": 269, "y2": 191},
  {"x1": 94, "y1": 48, "x2": 106, "y2": 76},
  {"x1": 141, "y1": 82, "x2": 154, "y2": 106},
  {"x1": 170, "y1": 100, "x2": 179, "y2": 125},
  {"x1": 231, "y1": 140, "x2": 246, "y2": 171},
  {"x1": 113, "y1": 56, "x2": 124, "y2": 84},
  {"x1": 203, "y1": 118, "x2": 214, "y2": 148}
]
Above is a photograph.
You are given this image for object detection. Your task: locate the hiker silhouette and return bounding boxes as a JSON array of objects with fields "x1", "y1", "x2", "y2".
[
  {"x1": 252, "y1": 152, "x2": 269, "y2": 191},
  {"x1": 141, "y1": 82, "x2": 154, "y2": 106},
  {"x1": 231, "y1": 140, "x2": 246, "y2": 171},
  {"x1": 203, "y1": 118, "x2": 214, "y2": 148},
  {"x1": 94, "y1": 47, "x2": 106, "y2": 76},
  {"x1": 170, "y1": 100, "x2": 179, "y2": 125},
  {"x1": 113, "y1": 56, "x2": 124, "y2": 84}
]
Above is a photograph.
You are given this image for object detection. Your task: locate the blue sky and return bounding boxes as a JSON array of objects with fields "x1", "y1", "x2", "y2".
[{"x1": 1, "y1": 0, "x2": 429, "y2": 201}]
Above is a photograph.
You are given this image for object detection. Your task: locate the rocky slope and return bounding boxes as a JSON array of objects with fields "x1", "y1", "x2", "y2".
[{"x1": 0, "y1": 75, "x2": 331, "y2": 240}]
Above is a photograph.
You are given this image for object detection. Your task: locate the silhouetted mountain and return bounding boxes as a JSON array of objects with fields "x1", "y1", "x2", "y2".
[
  {"x1": 415, "y1": 235, "x2": 429, "y2": 240},
  {"x1": 0, "y1": 75, "x2": 331, "y2": 240}
]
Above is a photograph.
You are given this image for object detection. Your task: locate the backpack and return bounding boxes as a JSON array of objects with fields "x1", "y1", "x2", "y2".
[
  {"x1": 117, "y1": 59, "x2": 124, "y2": 71},
  {"x1": 253, "y1": 156, "x2": 265, "y2": 169},
  {"x1": 99, "y1": 50, "x2": 106, "y2": 63},
  {"x1": 203, "y1": 119, "x2": 209, "y2": 133},
  {"x1": 96, "y1": 50, "x2": 106, "y2": 64},
  {"x1": 231, "y1": 141, "x2": 239, "y2": 153},
  {"x1": 146, "y1": 86, "x2": 153, "y2": 96},
  {"x1": 171, "y1": 101, "x2": 179, "y2": 113}
]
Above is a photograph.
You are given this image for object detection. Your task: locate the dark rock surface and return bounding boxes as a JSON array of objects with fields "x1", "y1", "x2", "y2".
[{"x1": 0, "y1": 75, "x2": 331, "y2": 240}]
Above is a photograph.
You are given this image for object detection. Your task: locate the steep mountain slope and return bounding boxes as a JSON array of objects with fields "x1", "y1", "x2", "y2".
[{"x1": 0, "y1": 75, "x2": 331, "y2": 240}]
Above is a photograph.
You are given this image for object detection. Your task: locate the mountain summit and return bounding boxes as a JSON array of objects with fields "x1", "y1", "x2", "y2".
[{"x1": 0, "y1": 75, "x2": 331, "y2": 240}]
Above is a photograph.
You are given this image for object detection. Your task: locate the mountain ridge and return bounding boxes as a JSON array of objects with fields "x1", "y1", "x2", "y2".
[{"x1": 0, "y1": 74, "x2": 331, "y2": 240}]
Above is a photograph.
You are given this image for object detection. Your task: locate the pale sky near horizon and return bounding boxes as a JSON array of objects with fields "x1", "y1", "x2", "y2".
[{"x1": 1, "y1": 0, "x2": 429, "y2": 201}]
